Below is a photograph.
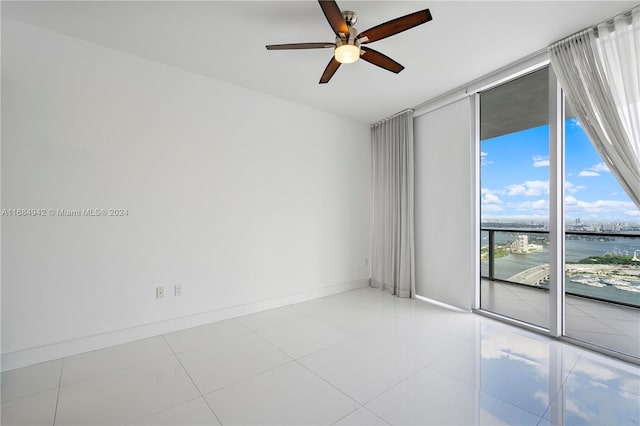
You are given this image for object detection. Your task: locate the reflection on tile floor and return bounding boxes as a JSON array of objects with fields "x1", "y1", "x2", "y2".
[
  {"x1": 2, "y1": 287, "x2": 639, "y2": 425},
  {"x1": 481, "y1": 279, "x2": 640, "y2": 358}
]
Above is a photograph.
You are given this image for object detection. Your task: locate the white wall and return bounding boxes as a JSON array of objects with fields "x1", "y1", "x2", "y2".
[
  {"x1": 1, "y1": 18, "x2": 371, "y2": 369},
  {"x1": 414, "y1": 98, "x2": 475, "y2": 310}
]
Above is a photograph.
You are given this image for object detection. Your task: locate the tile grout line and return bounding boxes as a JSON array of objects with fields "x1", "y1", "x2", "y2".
[
  {"x1": 330, "y1": 406, "x2": 363, "y2": 425},
  {"x1": 166, "y1": 327, "x2": 298, "y2": 402},
  {"x1": 358, "y1": 363, "x2": 432, "y2": 408},
  {"x1": 537, "y1": 380, "x2": 565, "y2": 425},
  {"x1": 428, "y1": 363, "x2": 550, "y2": 421},
  {"x1": 248, "y1": 316, "x2": 377, "y2": 365},
  {"x1": 570, "y1": 305, "x2": 626, "y2": 335},
  {"x1": 43, "y1": 335, "x2": 182, "y2": 392},
  {"x1": 208, "y1": 327, "x2": 295, "y2": 386},
  {"x1": 0, "y1": 385, "x2": 60, "y2": 405},
  {"x1": 59, "y1": 351, "x2": 177, "y2": 389},
  {"x1": 189, "y1": 318, "x2": 366, "y2": 422},
  {"x1": 329, "y1": 404, "x2": 390, "y2": 426},
  {"x1": 248, "y1": 327, "x2": 298, "y2": 359},
  {"x1": 52, "y1": 358, "x2": 64, "y2": 426},
  {"x1": 292, "y1": 359, "x2": 366, "y2": 419},
  {"x1": 166, "y1": 329, "x2": 255, "y2": 358},
  {"x1": 202, "y1": 357, "x2": 294, "y2": 398},
  {"x1": 160, "y1": 334, "x2": 223, "y2": 426},
  {"x1": 266, "y1": 330, "x2": 356, "y2": 361},
  {"x1": 124, "y1": 396, "x2": 205, "y2": 426},
  {"x1": 536, "y1": 412, "x2": 549, "y2": 426},
  {"x1": 281, "y1": 308, "x2": 361, "y2": 336}
]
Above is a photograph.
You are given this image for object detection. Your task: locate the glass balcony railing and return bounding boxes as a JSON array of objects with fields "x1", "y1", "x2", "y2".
[{"x1": 481, "y1": 228, "x2": 640, "y2": 308}]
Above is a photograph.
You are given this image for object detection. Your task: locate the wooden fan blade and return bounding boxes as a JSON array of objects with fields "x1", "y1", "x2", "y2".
[
  {"x1": 319, "y1": 57, "x2": 341, "y2": 84},
  {"x1": 318, "y1": 0, "x2": 349, "y2": 37},
  {"x1": 266, "y1": 43, "x2": 335, "y2": 50},
  {"x1": 357, "y1": 9, "x2": 432, "y2": 44},
  {"x1": 360, "y1": 47, "x2": 404, "y2": 74}
]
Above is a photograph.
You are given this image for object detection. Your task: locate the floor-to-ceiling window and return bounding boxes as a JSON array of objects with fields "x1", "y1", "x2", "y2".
[
  {"x1": 478, "y1": 65, "x2": 640, "y2": 361},
  {"x1": 563, "y1": 111, "x2": 640, "y2": 358},
  {"x1": 479, "y1": 67, "x2": 551, "y2": 330}
]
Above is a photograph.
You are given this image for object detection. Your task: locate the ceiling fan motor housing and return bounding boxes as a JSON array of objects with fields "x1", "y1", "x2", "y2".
[
  {"x1": 342, "y1": 10, "x2": 357, "y2": 27},
  {"x1": 335, "y1": 27, "x2": 360, "y2": 49}
]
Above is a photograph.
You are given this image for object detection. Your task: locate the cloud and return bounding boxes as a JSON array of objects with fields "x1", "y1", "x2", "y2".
[
  {"x1": 481, "y1": 187, "x2": 502, "y2": 196},
  {"x1": 565, "y1": 181, "x2": 586, "y2": 194},
  {"x1": 525, "y1": 180, "x2": 549, "y2": 195},
  {"x1": 565, "y1": 195, "x2": 578, "y2": 205},
  {"x1": 506, "y1": 184, "x2": 526, "y2": 196},
  {"x1": 566, "y1": 117, "x2": 583, "y2": 128},
  {"x1": 505, "y1": 180, "x2": 549, "y2": 197},
  {"x1": 578, "y1": 162, "x2": 610, "y2": 177},
  {"x1": 480, "y1": 151, "x2": 493, "y2": 166},
  {"x1": 564, "y1": 197, "x2": 637, "y2": 215},
  {"x1": 483, "y1": 193, "x2": 503, "y2": 204},
  {"x1": 532, "y1": 155, "x2": 549, "y2": 168},
  {"x1": 481, "y1": 213, "x2": 549, "y2": 221},
  {"x1": 505, "y1": 199, "x2": 549, "y2": 216},
  {"x1": 482, "y1": 204, "x2": 504, "y2": 212},
  {"x1": 516, "y1": 199, "x2": 548, "y2": 210},
  {"x1": 481, "y1": 190, "x2": 505, "y2": 211},
  {"x1": 591, "y1": 162, "x2": 610, "y2": 172}
]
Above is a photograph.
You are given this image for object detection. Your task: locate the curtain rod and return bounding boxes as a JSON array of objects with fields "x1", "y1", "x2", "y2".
[
  {"x1": 372, "y1": 108, "x2": 413, "y2": 126},
  {"x1": 561, "y1": 5, "x2": 636, "y2": 40},
  {"x1": 410, "y1": 47, "x2": 547, "y2": 117},
  {"x1": 593, "y1": 6, "x2": 634, "y2": 29}
]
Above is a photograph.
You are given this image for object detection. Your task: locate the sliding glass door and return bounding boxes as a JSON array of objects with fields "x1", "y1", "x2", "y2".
[
  {"x1": 479, "y1": 67, "x2": 551, "y2": 329},
  {"x1": 478, "y1": 66, "x2": 640, "y2": 360},
  {"x1": 563, "y1": 111, "x2": 640, "y2": 358}
]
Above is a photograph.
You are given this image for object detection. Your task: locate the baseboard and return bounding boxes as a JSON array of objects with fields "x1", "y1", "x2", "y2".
[{"x1": 1, "y1": 278, "x2": 370, "y2": 372}]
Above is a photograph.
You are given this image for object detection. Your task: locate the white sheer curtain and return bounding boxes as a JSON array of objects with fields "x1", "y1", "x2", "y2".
[
  {"x1": 548, "y1": 6, "x2": 640, "y2": 208},
  {"x1": 370, "y1": 110, "x2": 415, "y2": 298}
]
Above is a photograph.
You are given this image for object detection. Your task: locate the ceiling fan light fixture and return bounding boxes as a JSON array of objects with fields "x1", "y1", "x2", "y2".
[{"x1": 334, "y1": 43, "x2": 360, "y2": 64}]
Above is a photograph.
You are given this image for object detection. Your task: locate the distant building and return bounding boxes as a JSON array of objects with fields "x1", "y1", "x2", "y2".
[
  {"x1": 600, "y1": 223, "x2": 621, "y2": 232},
  {"x1": 510, "y1": 235, "x2": 543, "y2": 254},
  {"x1": 511, "y1": 235, "x2": 529, "y2": 253}
]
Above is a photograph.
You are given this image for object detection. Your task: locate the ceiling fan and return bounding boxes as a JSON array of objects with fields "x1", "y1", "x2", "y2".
[{"x1": 266, "y1": 1, "x2": 433, "y2": 84}]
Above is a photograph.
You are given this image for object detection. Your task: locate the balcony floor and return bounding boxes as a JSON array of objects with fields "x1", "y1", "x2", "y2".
[{"x1": 481, "y1": 279, "x2": 640, "y2": 359}]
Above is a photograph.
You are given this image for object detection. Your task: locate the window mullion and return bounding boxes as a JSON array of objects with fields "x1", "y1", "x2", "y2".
[{"x1": 549, "y1": 67, "x2": 565, "y2": 338}]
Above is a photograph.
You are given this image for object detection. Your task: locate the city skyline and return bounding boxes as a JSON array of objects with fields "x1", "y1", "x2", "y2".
[{"x1": 481, "y1": 117, "x2": 640, "y2": 222}]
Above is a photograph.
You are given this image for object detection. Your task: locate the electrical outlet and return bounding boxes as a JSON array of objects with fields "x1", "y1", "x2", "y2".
[
  {"x1": 156, "y1": 286, "x2": 164, "y2": 299},
  {"x1": 174, "y1": 284, "x2": 183, "y2": 296}
]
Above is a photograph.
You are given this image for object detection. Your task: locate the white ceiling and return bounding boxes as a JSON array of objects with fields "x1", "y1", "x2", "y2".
[{"x1": 3, "y1": 1, "x2": 637, "y2": 123}]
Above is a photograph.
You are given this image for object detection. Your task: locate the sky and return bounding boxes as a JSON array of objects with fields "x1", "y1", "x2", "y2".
[{"x1": 481, "y1": 117, "x2": 639, "y2": 222}]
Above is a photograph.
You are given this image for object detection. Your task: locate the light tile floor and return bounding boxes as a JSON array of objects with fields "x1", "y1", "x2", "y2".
[
  {"x1": 2, "y1": 287, "x2": 639, "y2": 425},
  {"x1": 481, "y1": 279, "x2": 640, "y2": 358}
]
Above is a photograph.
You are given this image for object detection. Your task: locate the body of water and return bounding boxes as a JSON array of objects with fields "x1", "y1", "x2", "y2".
[{"x1": 480, "y1": 233, "x2": 640, "y2": 306}]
